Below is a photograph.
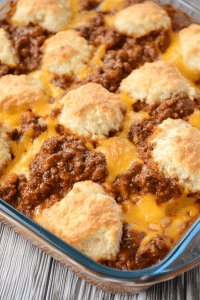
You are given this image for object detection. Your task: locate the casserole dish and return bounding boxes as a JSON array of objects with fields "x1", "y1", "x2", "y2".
[{"x1": 0, "y1": 0, "x2": 200, "y2": 294}]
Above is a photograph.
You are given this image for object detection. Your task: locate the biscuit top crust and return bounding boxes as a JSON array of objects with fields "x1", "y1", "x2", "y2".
[
  {"x1": 59, "y1": 83, "x2": 126, "y2": 139},
  {"x1": 179, "y1": 24, "x2": 200, "y2": 71},
  {"x1": 42, "y1": 30, "x2": 93, "y2": 76},
  {"x1": 36, "y1": 180, "x2": 123, "y2": 260},
  {"x1": 0, "y1": 28, "x2": 18, "y2": 67},
  {"x1": 151, "y1": 118, "x2": 200, "y2": 192},
  {"x1": 0, "y1": 122, "x2": 11, "y2": 171},
  {"x1": 0, "y1": 74, "x2": 48, "y2": 110},
  {"x1": 12, "y1": 0, "x2": 71, "y2": 32},
  {"x1": 114, "y1": 1, "x2": 171, "y2": 38},
  {"x1": 119, "y1": 60, "x2": 197, "y2": 105}
]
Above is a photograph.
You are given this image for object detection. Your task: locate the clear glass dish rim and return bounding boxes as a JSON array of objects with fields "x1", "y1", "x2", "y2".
[
  {"x1": 1, "y1": 199, "x2": 200, "y2": 281},
  {"x1": 0, "y1": 0, "x2": 200, "y2": 284}
]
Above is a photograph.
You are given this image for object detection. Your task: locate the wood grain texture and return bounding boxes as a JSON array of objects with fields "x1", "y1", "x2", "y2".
[{"x1": 0, "y1": 221, "x2": 200, "y2": 300}]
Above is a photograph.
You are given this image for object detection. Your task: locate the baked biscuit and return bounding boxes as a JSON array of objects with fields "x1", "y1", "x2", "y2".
[
  {"x1": 114, "y1": 1, "x2": 171, "y2": 38},
  {"x1": 59, "y1": 83, "x2": 126, "y2": 139},
  {"x1": 119, "y1": 60, "x2": 197, "y2": 105},
  {"x1": 12, "y1": 0, "x2": 71, "y2": 33},
  {"x1": 0, "y1": 122, "x2": 11, "y2": 171},
  {"x1": 36, "y1": 181, "x2": 123, "y2": 261},
  {"x1": 42, "y1": 30, "x2": 93, "y2": 76},
  {"x1": 151, "y1": 118, "x2": 200, "y2": 192},
  {"x1": 0, "y1": 74, "x2": 48, "y2": 110},
  {"x1": 179, "y1": 24, "x2": 200, "y2": 71},
  {"x1": 0, "y1": 29, "x2": 18, "y2": 67}
]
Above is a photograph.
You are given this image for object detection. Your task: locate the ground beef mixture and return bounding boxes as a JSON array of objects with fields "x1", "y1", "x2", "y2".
[
  {"x1": 163, "y1": 4, "x2": 187, "y2": 32},
  {"x1": 79, "y1": 0, "x2": 101, "y2": 10},
  {"x1": 0, "y1": 62, "x2": 10, "y2": 77},
  {"x1": 0, "y1": 19, "x2": 52, "y2": 76},
  {"x1": 111, "y1": 94, "x2": 196, "y2": 205},
  {"x1": 106, "y1": 94, "x2": 196, "y2": 208},
  {"x1": 102, "y1": 94, "x2": 200, "y2": 270},
  {"x1": 101, "y1": 224, "x2": 145, "y2": 270},
  {"x1": 130, "y1": 93, "x2": 196, "y2": 145},
  {"x1": 113, "y1": 161, "x2": 183, "y2": 205},
  {"x1": 79, "y1": 39, "x2": 157, "y2": 92},
  {"x1": 0, "y1": 133, "x2": 107, "y2": 217},
  {"x1": 8, "y1": 111, "x2": 47, "y2": 141},
  {"x1": 76, "y1": 12, "x2": 169, "y2": 52},
  {"x1": 52, "y1": 74, "x2": 74, "y2": 90},
  {"x1": 135, "y1": 236, "x2": 170, "y2": 269},
  {"x1": 49, "y1": 107, "x2": 62, "y2": 119},
  {"x1": 74, "y1": 13, "x2": 169, "y2": 92},
  {"x1": 0, "y1": 1, "x2": 198, "y2": 272},
  {"x1": 101, "y1": 224, "x2": 169, "y2": 270},
  {"x1": 123, "y1": 0, "x2": 145, "y2": 8},
  {"x1": 76, "y1": 13, "x2": 123, "y2": 49}
]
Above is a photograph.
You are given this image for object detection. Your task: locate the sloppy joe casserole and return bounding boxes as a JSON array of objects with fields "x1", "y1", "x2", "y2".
[{"x1": 0, "y1": 0, "x2": 200, "y2": 270}]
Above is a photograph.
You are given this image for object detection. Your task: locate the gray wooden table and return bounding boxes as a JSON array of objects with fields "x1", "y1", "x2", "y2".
[{"x1": 0, "y1": 221, "x2": 199, "y2": 300}]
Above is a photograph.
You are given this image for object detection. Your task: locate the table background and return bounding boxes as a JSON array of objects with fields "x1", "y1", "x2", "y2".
[{"x1": 0, "y1": 221, "x2": 200, "y2": 300}]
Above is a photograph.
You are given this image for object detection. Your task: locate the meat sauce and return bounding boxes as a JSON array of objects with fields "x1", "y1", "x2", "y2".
[
  {"x1": 0, "y1": 0, "x2": 199, "y2": 271},
  {"x1": 76, "y1": 14, "x2": 169, "y2": 92},
  {"x1": 0, "y1": 19, "x2": 52, "y2": 76},
  {"x1": 0, "y1": 129, "x2": 107, "y2": 217}
]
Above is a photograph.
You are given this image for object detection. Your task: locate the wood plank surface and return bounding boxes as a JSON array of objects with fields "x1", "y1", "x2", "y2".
[{"x1": 0, "y1": 222, "x2": 200, "y2": 300}]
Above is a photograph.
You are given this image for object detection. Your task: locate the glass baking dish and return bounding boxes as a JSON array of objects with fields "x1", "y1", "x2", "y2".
[{"x1": 1, "y1": 0, "x2": 200, "y2": 294}]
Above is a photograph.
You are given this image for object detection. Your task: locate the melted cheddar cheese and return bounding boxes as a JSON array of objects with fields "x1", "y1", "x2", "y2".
[
  {"x1": 95, "y1": 137, "x2": 143, "y2": 183},
  {"x1": 123, "y1": 191, "x2": 198, "y2": 244},
  {"x1": 1, "y1": 0, "x2": 200, "y2": 257},
  {"x1": 161, "y1": 31, "x2": 200, "y2": 85}
]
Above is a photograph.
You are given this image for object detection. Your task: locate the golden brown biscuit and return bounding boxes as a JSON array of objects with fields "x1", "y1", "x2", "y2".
[
  {"x1": 59, "y1": 83, "x2": 126, "y2": 139},
  {"x1": 179, "y1": 24, "x2": 200, "y2": 71},
  {"x1": 119, "y1": 60, "x2": 197, "y2": 105},
  {"x1": 0, "y1": 28, "x2": 18, "y2": 67},
  {"x1": 114, "y1": 1, "x2": 171, "y2": 38},
  {"x1": 42, "y1": 30, "x2": 93, "y2": 76},
  {"x1": 12, "y1": 0, "x2": 71, "y2": 32},
  {"x1": 0, "y1": 75, "x2": 48, "y2": 110},
  {"x1": 0, "y1": 122, "x2": 11, "y2": 171},
  {"x1": 151, "y1": 118, "x2": 200, "y2": 192},
  {"x1": 36, "y1": 181, "x2": 123, "y2": 261}
]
